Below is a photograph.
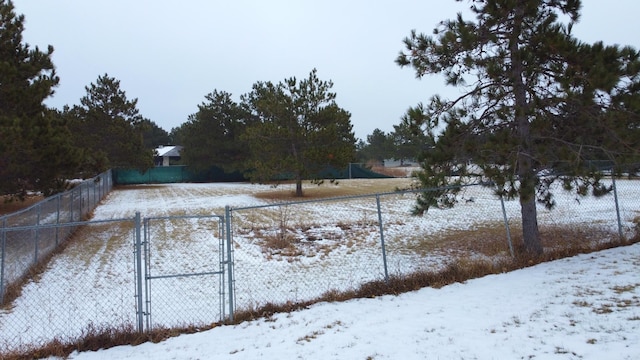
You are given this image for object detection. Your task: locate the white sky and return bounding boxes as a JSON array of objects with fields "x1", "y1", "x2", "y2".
[{"x1": 12, "y1": 0, "x2": 640, "y2": 140}]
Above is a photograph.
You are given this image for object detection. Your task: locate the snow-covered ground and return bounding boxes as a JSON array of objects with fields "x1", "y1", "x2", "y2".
[
  {"x1": 0, "y1": 178, "x2": 638, "y2": 358},
  {"x1": 66, "y1": 242, "x2": 640, "y2": 360}
]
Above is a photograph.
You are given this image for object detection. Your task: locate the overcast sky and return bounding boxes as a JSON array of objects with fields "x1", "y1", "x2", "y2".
[{"x1": 13, "y1": 0, "x2": 640, "y2": 141}]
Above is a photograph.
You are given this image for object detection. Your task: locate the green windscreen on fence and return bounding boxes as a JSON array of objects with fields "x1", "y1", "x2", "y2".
[
  {"x1": 113, "y1": 164, "x2": 391, "y2": 185},
  {"x1": 346, "y1": 164, "x2": 393, "y2": 179},
  {"x1": 114, "y1": 166, "x2": 188, "y2": 184},
  {"x1": 112, "y1": 166, "x2": 247, "y2": 184},
  {"x1": 317, "y1": 164, "x2": 393, "y2": 179}
]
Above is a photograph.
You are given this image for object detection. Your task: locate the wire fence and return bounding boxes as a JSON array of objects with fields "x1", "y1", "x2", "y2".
[
  {"x1": 225, "y1": 177, "x2": 639, "y2": 313},
  {"x1": 0, "y1": 218, "x2": 138, "y2": 350},
  {"x1": 142, "y1": 215, "x2": 228, "y2": 330},
  {"x1": 0, "y1": 170, "x2": 113, "y2": 304},
  {"x1": 0, "y1": 174, "x2": 638, "y2": 354}
]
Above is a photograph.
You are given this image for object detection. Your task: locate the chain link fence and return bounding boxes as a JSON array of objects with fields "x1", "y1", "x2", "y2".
[
  {"x1": 0, "y1": 217, "x2": 137, "y2": 351},
  {"x1": 0, "y1": 211, "x2": 232, "y2": 353},
  {"x1": 226, "y1": 177, "x2": 639, "y2": 313},
  {"x1": 1, "y1": 170, "x2": 113, "y2": 304},
  {"x1": 142, "y1": 215, "x2": 228, "y2": 330},
  {"x1": 0, "y1": 175, "x2": 638, "y2": 354}
]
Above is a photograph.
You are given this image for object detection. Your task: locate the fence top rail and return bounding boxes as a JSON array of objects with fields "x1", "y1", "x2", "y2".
[
  {"x1": 0, "y1": 194, "x2": 73, "y2": 222},
  {"x1": 228, "y1": 182, "x2": 483, "y2": 212},
  {"x1": 144, "y1": 214, "x2": 223, "y2": 221},
  {"x1": 0, "y1": 170, "x2": 112, "y2": 222},
  {"x1": 0, "y1": 217, "x2": 136, "y2": 233}
]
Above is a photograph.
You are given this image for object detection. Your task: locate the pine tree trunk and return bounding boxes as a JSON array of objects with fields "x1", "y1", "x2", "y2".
[
  {"x1": 520, "y1": 191, "x2": 543, "y2": 255},
  {"x1": 295, "y1": 178, "x2": 303, "y2": 197},
  {"x1": 511, "y1": 3, "x2": 543, "y2": 255}
]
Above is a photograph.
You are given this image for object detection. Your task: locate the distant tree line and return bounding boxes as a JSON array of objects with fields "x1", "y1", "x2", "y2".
[
  {"x1": 355, "y1": 124, "x2": 433, "y2": 166},
  {"x1": 0, "y1": 0, "x2": 455, "y2": 201},
  {"x1": 172, "y1": 69, "x2": 357, "y2": 197},
  {"x1": 0, "y1": 0, "x2": 182, "y2": 198},
  {"x1": 1, "y1": 1, "x2": 372, "y2": 199},
  {"x1": 1, "y1": 0, "x2": 403, "y2": 201}
]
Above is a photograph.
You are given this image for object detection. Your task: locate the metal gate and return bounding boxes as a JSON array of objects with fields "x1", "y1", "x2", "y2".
[{"x1": 141, "y1": 214, "x2": 227, "y2": 330}]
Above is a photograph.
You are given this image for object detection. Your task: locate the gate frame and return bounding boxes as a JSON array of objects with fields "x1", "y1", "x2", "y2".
[{"x1": 137, "y1": 213, "x2": 229, "y2": 332}]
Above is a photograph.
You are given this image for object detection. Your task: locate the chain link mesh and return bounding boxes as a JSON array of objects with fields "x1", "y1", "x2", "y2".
[
  {"x1": 0, "y1": 175, "x2": 638, "y2": 354},
  {"x1": 228, "y1": 179, "x2": 639, "y2": 313},
  {"x1": 0, "y1": 219, "x2": 137, "y2": 351},
  {"x1": 143, "y1": 215, "x2": 225, "y2": 330},
  {"x1": 1, "y1": 170, "x2": 113, "y2": 304}
]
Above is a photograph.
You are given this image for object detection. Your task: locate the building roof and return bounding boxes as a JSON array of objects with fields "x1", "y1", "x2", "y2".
[{"x1": 155, "y1": 145, "x2": 183, "y2": 157}]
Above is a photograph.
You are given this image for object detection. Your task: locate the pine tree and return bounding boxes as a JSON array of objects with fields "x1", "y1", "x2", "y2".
[
  {"x1": 390, "y1": 121, "x2": 433, "y2": 166},
  {"x1": 361, "y1": 129, "x2": 393, "y2": 164},
  {"x1": 397, "y1": 0, "x2": 640, "y2": 255},
  {"x1": 141, "y1": 119, "x2": 171, "y2": 149},
  {"x1": 178, "y1": 90, "x2": 254, "y2": 173},
  {"x1": 241, "y1": 69, "x2": 356, "y2": 196},
  {"x1": 0, "y1": 0, "x2": 80, "y2": 197},
  {"x1": 68, "y1": 74, "x2": 154, "y2": 173}
]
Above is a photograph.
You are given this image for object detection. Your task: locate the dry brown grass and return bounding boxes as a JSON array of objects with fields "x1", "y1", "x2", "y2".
[
  {"x1": 399, "y1": 222, "x2": 622, "y2": 259},
  {"x1": 260, "y1": 230, "x2": 303, "y2": 257},
  {"x1": 0, "y1": 323, "x2": 212, "y2": 360},
  {"x1": 0, "y1": 195, "x2": 43, "y2": 216},
  {"x1": 254, "y1": 178, "x2": 415, "y2": 202},
  {"x1": 256, "y1": 223, "x2": 361, "y2": 259}
]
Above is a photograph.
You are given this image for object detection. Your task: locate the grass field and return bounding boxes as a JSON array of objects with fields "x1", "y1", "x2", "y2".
[{"x1": 1, "y1": 177, "x2": 639, "y2": 357}]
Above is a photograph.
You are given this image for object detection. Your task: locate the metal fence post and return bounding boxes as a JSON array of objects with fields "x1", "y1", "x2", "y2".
[
  {"x1": 56, "y1": 195, "x2": 61, "y2": 245},
  {"x1": 143, "y1": 218, "x2": 151, "y2": 331},
  {"x1": 224, "y1": 206, "x2": 234, "y2": 322},
  {"x1": 79, "y1": 183, "x2": 83, "y2": 220},
  {"x1": 376, "y1": 195, "x2": 389, "y2": 283},
  {"x1": 134, "y1": 212, "x2": 144, "y2": 332},
  {"x1": 500, "y1": 195, "x2": 515, "y2": 257},
  {"x1": 1, "y1": 220, "x2": 6, "y2": 303},
  {"x1": 218, "y1": 216, "x2": 226, "y2": 320},
  {"x1": 34, "y1": 204, "x2": 41, "y2": 264},
  {"x1": 70, "y1": 187, "x2": 75, "y2": 223},
  {"x1": 611, "y1": 175, "x2": 624, "y2": 239}
]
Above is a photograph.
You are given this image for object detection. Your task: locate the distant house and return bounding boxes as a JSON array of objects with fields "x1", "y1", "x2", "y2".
[
  {"x1": 155, "y1": 145, "x2": 183, "y2": 166},
  {"x1": 383, "y1": 159, "x2": 416, "y2": 167}
]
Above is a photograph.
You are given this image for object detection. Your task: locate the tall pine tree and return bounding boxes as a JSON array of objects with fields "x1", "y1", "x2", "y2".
[
  {"x1": 178, "y1": 90, "x2": 254, "y2": 174},
  {"x1": 68, "y1": 74, "x2": 154, "y2": 173},
  {"x1": 397, "y1": 0, "x2": 640, "y2": 255},
  {"x1": 241, "y1": 69, "x2": 356, "y2": 196},
  {"x1": 141, "y1": 119, "x2": 171, "y2": 149},
  {"x1": 359, "y1": 129, "x2": 393, "y2": 164},
  {"x1": 0, "y1": 0, "x2": 80, "y2": 198}
]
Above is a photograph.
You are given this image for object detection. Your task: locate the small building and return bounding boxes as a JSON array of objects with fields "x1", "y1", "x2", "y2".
[
  {"x1": 383, "y1": 159, "x2": 416, "y2": 167},
  {"x1": 155, "y1": 145, "x2": 183, "y2": 166}
]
